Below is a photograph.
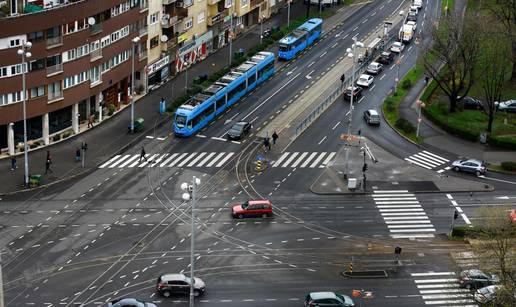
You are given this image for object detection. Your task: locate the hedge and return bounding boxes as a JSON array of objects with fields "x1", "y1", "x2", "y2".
[
  {"x1": 488, "y1": 135, "x2": 516, "y2": 150},
  {"x1": 501, "y1": 161, "x2": 516, "y2": 171}
]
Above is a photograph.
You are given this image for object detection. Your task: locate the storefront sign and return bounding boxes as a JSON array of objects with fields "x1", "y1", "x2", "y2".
[
  {"x1": 148, "y1": 56, "x2": 170, "y2": 75},
  {"x1": 178, "y1": 33, "x2": 190, "y2": 43}
]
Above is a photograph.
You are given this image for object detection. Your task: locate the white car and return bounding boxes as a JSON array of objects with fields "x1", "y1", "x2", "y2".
[
  {"x1": 409, "y1": 5, "x2": 419, "y2": 14},
  {"x1": 391, "y1": 42, "x2": 404, "y2": 53},
  {"x1": 356, "y1": 74, "x2": 374, "y2": 88},
  {"x1": 406, "y1": 20, "x2": 417, "y2": 31},
  {"x1": 474, "y1": 285, "x2": 502, "y2": 304},
  {"x1": 366, "y1": 62, "x2": 383, "y2": 75}
]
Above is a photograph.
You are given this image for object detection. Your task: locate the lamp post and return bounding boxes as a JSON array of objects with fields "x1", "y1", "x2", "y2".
[
  {"x1": 17, "y1": 41, "x2": 32, "y2": 188},
  {"x1": 343, "y1": 36, "x2": 364, "y2": 180},
  {"x1": 394, "y1": 58, "x2": 401, "y2": 95},
  {"x1": 287, "y1": 0, "x2": 291, "y2": 27},
  {"x1": 416, "y1": 100, "x2": 425, "y2": 138},
  {"x1": 259, "y1": 14, "x2": 265, "y2": 45},
  {"x1": 181, "y1": 176, "x2": 201, "y2": 307},
  {"x1": 130, "y1": 36, "x2": 140, "y2": 133},
  {"x1": 229, "y1": 12, "x2": 236, "y2": 66}
]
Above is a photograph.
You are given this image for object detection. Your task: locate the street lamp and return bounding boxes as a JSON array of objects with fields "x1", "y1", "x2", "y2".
[
  {"x1": 394, "y1": 58, "x2": 401, "y2": 95},
  {"x1": 130, "y1": 36, "x2": 140, "y2": 133},
  {"x1": 17, "y1": 41, "x2": 32, "y2": 187},
  {"x1": 228, "y1": 12, "x2": 237, "y2": 66},
  {"x1": 343, "y1": 37, "x2": 364, "y2": 181},
  {"x1": 259, "y1": 14, "x2": 265, "y2": 45},
  {"x1": 287, "y1": 0, "x2": 291, "y2": 27},
  {"x1": 416, "y1": 100, "x2": 426, "y2": 138},
  {"x1": 181, "y1": 176, "x2": 201, "y2": 307}
]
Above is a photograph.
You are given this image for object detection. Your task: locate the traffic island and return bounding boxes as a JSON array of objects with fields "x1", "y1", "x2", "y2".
[{"x1": 341, "y1": 270, "x2": 388, "y2": 278}]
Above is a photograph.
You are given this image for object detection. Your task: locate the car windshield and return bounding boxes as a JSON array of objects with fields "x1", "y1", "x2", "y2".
[
  {"x1": 231, "y1": 123, "x2": 244, "y2": 133},
  {"x1": 478, "y1": 287, "x2": 493, "y2": 295},
  {"x1": 175, "y1": 115, "x2": 187, "y2": 128},
  {"x1": 335, "y1": 294, "x2": 345, "y2": 303},
  {"x1": 241, "y1": 201, "x2": 249, "y2": 209},
  {"x1": 279, "y1": 44, "x2": 289, "y2": 52},
  {"x1": 184, "y1": 276, "x2": 192, "y2": 285}
]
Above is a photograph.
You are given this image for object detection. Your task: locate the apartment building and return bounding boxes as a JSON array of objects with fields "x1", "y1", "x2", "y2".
[{"x1": 0, "y1": 0, "x2": 148, "y2": 155}]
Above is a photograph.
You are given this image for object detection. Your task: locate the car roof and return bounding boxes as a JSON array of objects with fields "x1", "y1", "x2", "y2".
[
  {"x1": 369, "y1": 61, "x2": 380, "y2": 66},
  {"x1": 367, "y1": 109, "x2": 379, "y2": 116},
  {"x1": 359, "y1": 74, "x2": 371, "y2": 78},
  {"x1": 160, "y1": 273, "x2": 187, "y2": 282},
  {"x1": 248, "y1": 200, "x2": 271, "y2": 205},
  {"x1": 463, "y1": 269, "x2": 487, "y2": 276},
  {"x1": 465, "y1": 159, "x2": 483, "y2": 164},
  {"x1": 407, "y1": 21, "x2": 416, "y2": 24},
  {"x1": 310, "y1": 292, "x2": 337, "y2": 300}
]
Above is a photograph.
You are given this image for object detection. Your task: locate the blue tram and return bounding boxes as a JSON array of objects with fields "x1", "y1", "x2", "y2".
[
  {"x1": 278, "y1": 18, "x2": 323, "y2": 61},
  {"x1": 173, "y1": 51, "x2": 275, "y2": 137}
]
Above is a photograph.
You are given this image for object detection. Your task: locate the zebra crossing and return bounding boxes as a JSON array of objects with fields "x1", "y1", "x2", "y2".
[
  {"x1": 271, "y1": 152, "x2": 337, "y2": 168},
  {"x1": 411, "y1": 272, "x2": 477, "y2": 306},
  {"x1": 372, "y1": 190, "x2": 436, "y2": 239},
  {"x1": 98, "y1": 152, "x2": 235, "y2": 169},
  {"x1": 404, "y1": 150, "x2": 450, "y2": 172}
]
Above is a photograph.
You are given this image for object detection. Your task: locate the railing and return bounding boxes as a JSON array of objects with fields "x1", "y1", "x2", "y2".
[
  {"x1": 163, "y1": 0, "x2": 176, "y2": 4},
  {"x1": 46, "y1": 63, "x2": 63, "y2": 76},
  {"x1": 139, "y1": 27, "x2": 148, "y2": 37},
  {"x1": 165, "y1": 39, "x2": 178, "y2": 50},
  {"x1": 47, "y1": 91, "x2": 63, "y2": 102},
  {"x1": 175, "y1": 0, "x2": 193, "y2": 8},
  {"x1": 139, "y1": 1, "x2": 149, "y2": 10},
  {"x1": 90, "y1": 49, "x2": 102, "y2": 61},
  {"x1": 162, "y1": 15, "x2": 179, "y2": 28},
  {"x1": 90, "y1": 23, "x2": 102, "y2": 35},
  {"x1": 46, "y1": 36, "x2": 63, "y2": 48},
  {"x1": 139, "y1": 50, "x2": 148, "y2": 61}
]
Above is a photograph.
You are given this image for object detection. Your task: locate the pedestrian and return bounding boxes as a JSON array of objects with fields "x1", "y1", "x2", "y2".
[
  {"x1": 87, "y1": 115, "x2": 94, "y2": 128},
  {"x1": 75, "y1": 148, "x2": 81, "y2": 162},
  {"x1": 10, "y1": 155, "x2": 17, "y2": 171},
  {"x1": 139, "y1": 146, "x2": 148, "y2": 162},
  {"x1": 45, "y1": 158, "x2": 53, "y2": 174},
  {"x1": 263, "y1": 137, "x2": 271, "y2": 152},
  {"x1": 424, "y1": 76, "x2": 429, "y2": 84},
  {"x1": 46, "y1": 150, "x2": 51, "y2": 163},
  {"x1": 272, "y1": 131, "x2": 278, "y2": 145}
]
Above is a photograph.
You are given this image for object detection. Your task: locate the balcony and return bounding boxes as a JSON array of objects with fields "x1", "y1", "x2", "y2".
[
  {"x1": 163, "y1": 0, "x2": 176, "y2": 5},
  {"x1": 139, "y1": 26, "x2": 148, "y2": 37},
  {"x1": 165, "y1": 39, "x2": 178, "y2": 51},
  {"x1": 175, "y1": 0, "x2": 194, "y2": 8},
  {"x1": 139, "y1": 1, "x2": 149, "y2": 12},
  {"x1": 207, "y1": 0, "x2": 221, "y2": 4},
  {"x1": 90, "y1": 23, "x2": 103, "y2": 35},
  {"x1": 208, "y1": 10, "x2": 228, "y2": 26},
  {"x1": 162, "y1": 15, "x2": 179, "y2": 28},
  {"x1": 47, "y1": 91, "x2": 63, "y2": 103},
  {"x1": 90, "y1": 49, "x2": 102, "y2": 62},
  {"x1": 139, "y1": 50, "x2": 148, "y2": 61},
  {"x1": 46, "y1": 36, "x2": 63, "y2": 49},
  {"x1": 250, "y1": 0, "x2": 265, "y2": 9},
  {"x1": 46, "y1": 63, "x2": 63, "y2": 77}
]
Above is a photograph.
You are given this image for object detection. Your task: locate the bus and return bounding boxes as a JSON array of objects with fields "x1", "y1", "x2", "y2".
[
  {"x1": 278, "y1": 18, "x2": 323, "y2": 61},
  {"x1": 173, "y1": 51, "x2": 275, "y2": 137}
]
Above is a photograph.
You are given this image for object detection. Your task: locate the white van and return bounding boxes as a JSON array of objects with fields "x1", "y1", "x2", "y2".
[{"x1": 413, "y1": 0, "x2": 423, "y2": 8}]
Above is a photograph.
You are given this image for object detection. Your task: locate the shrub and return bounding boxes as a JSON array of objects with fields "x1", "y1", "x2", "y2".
[
  {"x1": 108, "y1": 104, "x2": 115, "y2": 116},
  {"x1": 401, "y1": 78, "x2": 412, "y2": 90},
  {"x1": 488, "y1": 135, "x2": 516, "y2": 150},
  {"x1": 501, "y1": 161, "x2": 516, "y2": 171},
  {"x1": 395, "y1": 118, "x2": 416, "y2": 134},
  {"x1": 451, "y1": 226, "x2": 467, "y2": 237}
]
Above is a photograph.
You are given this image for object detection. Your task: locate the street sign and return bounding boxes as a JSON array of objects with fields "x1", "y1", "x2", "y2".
[{"x1": 256, "y1": 154, "x2": 264, "y2": 161}]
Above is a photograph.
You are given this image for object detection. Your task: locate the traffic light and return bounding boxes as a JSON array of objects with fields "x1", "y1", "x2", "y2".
[
  {"x1": 362, "y1": 163, "x2": 368, "y2": 172},
  {"x1": 454, "y1": 210, "x2": 459, "y2": 220}
]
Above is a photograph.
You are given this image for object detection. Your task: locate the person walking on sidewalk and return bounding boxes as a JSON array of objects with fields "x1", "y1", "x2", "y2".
[
  {"x1": 139, "y1": 146, "x2": 148, "y2": 163},
  {"x1": 87, "y1": 115, "x2": 94, "y2": 128},
  {"x1": 45, "y1": 158, "x2": 53, "y2": 174},
  {"x1": 10, "y1": 155, "x2": 17, "y2": 171},
  {"x1": 46, "y1": 150, "x2": 51, "y2": 163},
  {"x1": 263, "y1": 137, "x2": 271, "y2": 152},
  {"x1": 75, "y1": 148, "x2": 81, "y2": 162},
  {"x1": 272, "y1": 131, "x2": 278, "y2": 145}
]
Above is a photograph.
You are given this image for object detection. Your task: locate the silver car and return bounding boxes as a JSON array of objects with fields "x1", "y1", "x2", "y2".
[
  {"x1": 451, "y1": 159, "x2": 486, "y2": 176},
  {"x1": 108, "y1": 298, "x2": 157, "y2": 307}
]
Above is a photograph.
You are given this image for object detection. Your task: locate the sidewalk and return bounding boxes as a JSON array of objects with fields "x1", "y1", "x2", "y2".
[{"x1": 0, "y1": 1, "x2": 358, "y2": 195}]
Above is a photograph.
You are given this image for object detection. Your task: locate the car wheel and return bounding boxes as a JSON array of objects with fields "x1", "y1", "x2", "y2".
[
  {"x1": 262, "y1": 213, "x2": 267, "y2": 218},
  {"x1": 163, "y1": 290, "x2": 171, "y2": 297},
  {"x1": 194, "y1": 290, "x2": 200, "y2": 297},
  {"x1": 453, "y1": 166, "x2": 460, "y2": 172},
  {"x1": 475, "y1": 170, "x2": 481, "y2": 176},
  {"x1": 238, "y1": 214, "x2": 244, "y2": 219}
]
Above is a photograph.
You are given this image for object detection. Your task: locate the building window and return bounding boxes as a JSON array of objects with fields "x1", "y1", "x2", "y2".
[
  {"x1": 150, "y1": 36, "x2": 159, "y2": 48},
  {"x1": 150, "y1": 12, "x2": 159, "y2": 24},
  {"x1": 241, "y1": 0, "x2": 248, "y2": 7},
  {"x1": 184, "y1": 0, "x2": 193, "y2": 6},
  {"x1": 90, "y1": 66, "x2": 101, "y2": 83},
  {"x1": 225, "y1": 0, "x2": 233, "y2": 8},
  {"x1": 46, "y1": 26, "x2": 61, "y2": 39},
  {"x1": 46, "y1": 54, "x2": 62, "y2": 67},
  {"x1": 197, "y1": 11, "x2": 205, "y2": 24},
  {"x1": 28, "y1": 31, "x2": 44, "y2": 43},
  {"x1": 30, "y1": 59, "x2": 45, "y2": 71},
  {"x1": 184, "y1": 17, "x2": 193, "y2": 30},
  {"x1": 9, "y1": 38, "x2": 21, "y2": 48},
  {"x1": 30, "y1": 86, "x2": 45, "y2": 99}
]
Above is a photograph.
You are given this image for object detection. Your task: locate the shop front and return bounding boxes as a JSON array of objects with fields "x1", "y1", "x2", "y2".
[
  {"x1": 147, "y1": 55, "x2": 171, "y2": 88},
  {"x1": 175, "y1": 30, "x2": 213, "y2": 73}
]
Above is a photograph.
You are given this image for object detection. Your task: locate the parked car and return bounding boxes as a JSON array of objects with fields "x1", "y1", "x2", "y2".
[
  {"x1": 407, "y1": 11, "x2": 418, "y2": 21},
  {"x1": 232, "y1": 200, "x2": 273, "y2": 218},
  {"x1": 474, "y1": 285, "x2": 502, "y2": 304},
  {"x1": 459, "y1": 96, "x2": 483, "y2": 110},
  {"x1": 510, "y1": 209, "x2": 516, "y2": 224},
  {"x1": 409, "y1": 5, "x2": 419, "y2": 14},
  {"x1": 366, "y1": 61, "x2": 383, "y2": 75},
  {"x1": 156, "y1": 273, "x2": 206, "y2": 297},
  {"x1": 363, "y1": 110, "x2": 381, "y2": 125},
  {"x1": 390, "y1": 41, "x2": 405, "y2": 53},
  {"x1": 227, "y1": 121, "x2": 252, "y2": 140},
  {"x1": 356, "y1": 74, "x2": 374, "y2": 88},
  {"x1": 304, "y1": 292, "x2": 355, "y2": 307},
  {"x1": 108, "y1": 298, "x2": 157, "y2": 307},
  {"x1": 377, "y1": 51, "x2": 395, "y2": 64},
  {"x1": 406, "y1": 20, "x2": 417, "y2": 31},
  {"x1": 459, "y1": 269, "x2": 499, "y2": 290},
  {"x1": 496, "y1": 99, "x2": 516, "y2": 113},
  {"x1": 343, "y1": 86, "x2": 363, "y2": 101},
  {"x1": 451, "y1": 159, "x2": 486, "y2": 176}
]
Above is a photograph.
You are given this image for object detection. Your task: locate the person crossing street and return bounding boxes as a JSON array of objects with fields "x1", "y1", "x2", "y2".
[
  {"x1": 272, "y1": 131, "x2": 278, "y2": 145},
  {"x1": 139, "y1": 146, "x2": 148, "y2": 163}
]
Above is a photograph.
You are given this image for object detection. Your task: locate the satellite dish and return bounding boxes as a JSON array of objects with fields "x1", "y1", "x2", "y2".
[
  {"x1": 160, "y1": 35, "x2": 168, "y2": 43},
  {"x1": 88, "y1": 17, "x2": 96, "y2": 26}
]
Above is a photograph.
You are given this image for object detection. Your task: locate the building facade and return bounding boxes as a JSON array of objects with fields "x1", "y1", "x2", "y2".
[{"x1": 0, "y1": 0, "x2": 148, "y2": 155}]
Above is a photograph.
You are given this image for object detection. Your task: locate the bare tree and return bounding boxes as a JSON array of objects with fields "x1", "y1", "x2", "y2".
[
  {"x1": 422, "y1": 12, "x2": 481, "y2": 112},
  {"x1": 489, "y1": 0, "x2": 516, "y2": 81}
]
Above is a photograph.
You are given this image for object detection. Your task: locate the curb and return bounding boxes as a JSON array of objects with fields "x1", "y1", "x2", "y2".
[{"x1": 381, "y1": 105, "x2": 421, "y2": 147}]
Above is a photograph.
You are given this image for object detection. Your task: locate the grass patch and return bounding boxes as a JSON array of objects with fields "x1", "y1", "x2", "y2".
[
  {"x1": 442, "y1": 0, "x2": 455, "y2": 13},
  {"x1": 382, "y1": 65, "x2": 425, "y2": 144}
]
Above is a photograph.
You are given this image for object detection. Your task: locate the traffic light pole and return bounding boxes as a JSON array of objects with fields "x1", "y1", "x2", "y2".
[{"x1": 449, "y1": 210, "x2": 458, "y2": 236}]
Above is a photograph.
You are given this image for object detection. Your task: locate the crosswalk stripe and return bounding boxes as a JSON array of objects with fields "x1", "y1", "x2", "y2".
[
  {"x1": 417, "y1": 152, "x2": 448, "y2": 165},
  {"x1": 108, "y1": 155, "x2": 130, "y2": 168},
  {"x1": 372, "y1": 193, "x2": 415, "y2": 197},
  {"x1": 415, "y1": 279, "x2": 459, "y2": 283},
  {"x1": 389, "y1": 228, "x2": 436, "y2": 232},
  {"x1": 309, "y1": 152, "x2": 327, "y2": 168},
  {"x1": 383, "y1": 216, "x2": 430, "y2": 220},
  {"x1": 416, "y1": 284, "x2": 460, "y2": 289},
  {"x1": 118, "y1": 155, "x2": 139, "y2": 168},
  {"x1": 405, "y1": 157, "x2": 433, "y2": 169},
  {"x1": 206, "y1": 152, "x2": 225, "y2": 167},
  {"x1": 281, "y1": 152, "x2": 299, "y2": 168},
  {"x1": 215, "y1": 152, "x2": 234, "y2": 167},
  {"x1": 411, "y1": 272, "x2": 455, "y2": 277},
  {"x1": 375, "y1": 201, "x2": 420, "y2": 204},
  {"x1": 377, "y1": 205, "x2": 422, "y2": 208},
  {"x1": 139, "y1": 154, "x2": 159, "y2": 167},
  {"x1": 411, "y1": 154, "x2": 441, "y2": 168},
  {"x1": 177, "y1": 153, "x2": 197, "y2": 167},
  {"x1": 159, "y1": 153, "x2": 178, "y2": 167},
  {"x1": 187, "y1": 152, "x2": 207, "y2": 167},
  {"x1": 319, "y1": 152, "x2": 336, "y2": 168},
  {"x1": 372, "y1": 197, "x2": 417, "y2": 201},
  {"x1": 291, "y1": 152, "x2": 308, "y2": 168},
  {"x1": 423, "y1": 299, "x2": 476, "y2": 305},
  {"x1": 373, "y1": 190, "x2": 409, "y2": 193},
  {"x1": 150, "y1": 154, "x2": 168, "y2": 167},
  {"x1": 381, "y1": 212, "x2": 427, "y2": 216},
  {"x1": 300, "y1": 152, "x2": 318, "y2": 168},
  {"x1": 385, "y1": 220, "x2": 431, "y2": 224},
  {"x1": 167, "y1": 153, "x2": 188, "y2": 167},
  {"x1": 391, "y1": 234, "x2": 435, "y2": 238},
  {"x1": 422, "y1": 150, "x2": 450, "y2": 162},
  {"x1": 387, "y1": 224, "x2": 434, "y2": 228},
  {"x1": 129, "y1": 155, "x2": 146, "y2": 167},
  {"x1": 379, "y1": 208, "x2": 424, "y2": 212},
  {"x1": 197, "y1": 152, "x2": 216, "y2": 167},
  {"x1": 272, "y1": 152, "x2": 290, "y2": 168},
  {"x1": 99, "y1": 155, "x2": 121, "y2": 168},
  {"x1": 419, "y1": 289, "x2": 470, "y2": 294},
  {"x1": 422, "y1": 293, "x2": 473, "y2": 299}
]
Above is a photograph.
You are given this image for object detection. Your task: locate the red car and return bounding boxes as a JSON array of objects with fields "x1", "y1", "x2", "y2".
[
  {"x1": 510, "y1": 209, "x2": 516, "y2": 224},
  {"x1": 232, "y1": 200, "x2": 273, "y2": 219}
]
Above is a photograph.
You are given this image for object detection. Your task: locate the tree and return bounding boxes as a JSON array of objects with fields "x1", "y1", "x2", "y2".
[
  {"x1": 306, "y1": 0, "x2": 311, "y2": 19},
  {"x1": 422, "y1": 12, "x2": 481, "y2": 112},
  {"x1": 489, "y1": 0, "x2": 516, "y2": 81},
  {"x1": 476, "y1": 21, "x2": 511, "y2": 133}
]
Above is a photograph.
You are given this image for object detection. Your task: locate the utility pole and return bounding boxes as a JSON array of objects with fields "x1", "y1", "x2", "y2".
[
  {"x1": 0, "y1": 251, "x2": 4, "y2": 307},
  {"x1": 130, "y1": 37, "x2": 140, "y2": 133},
  {"x1": 17, "y1": 41, "x2": 32, "y2": 187}
]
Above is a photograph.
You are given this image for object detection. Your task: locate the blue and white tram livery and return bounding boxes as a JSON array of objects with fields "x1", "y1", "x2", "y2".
[
  {"x1": 174, "y1": 51, "x2": 275, "y2": 137},
  {"x1": 278, "y1": 18, "x2": 323, "y2": 61}
]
